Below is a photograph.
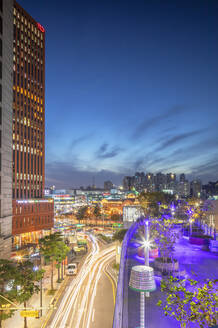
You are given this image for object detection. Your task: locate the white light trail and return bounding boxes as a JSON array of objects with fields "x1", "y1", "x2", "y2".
[{"x1": 48, "y1": 234, "x2": 115, "y2": 328}]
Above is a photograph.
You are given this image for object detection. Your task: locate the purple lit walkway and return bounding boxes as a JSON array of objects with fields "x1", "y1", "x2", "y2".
[{"x1": 125, "y1": 233, "x2": 218, "y2": 328}]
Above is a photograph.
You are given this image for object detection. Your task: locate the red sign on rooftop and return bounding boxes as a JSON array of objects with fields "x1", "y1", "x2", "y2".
[{"x1": 37, "y1": 23, "x2": 45, "y2": 33}]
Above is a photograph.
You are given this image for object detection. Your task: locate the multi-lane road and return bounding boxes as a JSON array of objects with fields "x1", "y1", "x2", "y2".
[{"x1": 44, "y1": 234, "x2": 116, "y2": 328}]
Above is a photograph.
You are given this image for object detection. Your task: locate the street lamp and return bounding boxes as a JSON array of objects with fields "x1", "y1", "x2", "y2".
[
  {"x1": 129, "y1": 266, "x2": 156, "y2": 328},
  {"x1": 33, "y1": 259, "x2": 42, "y2": 317}
]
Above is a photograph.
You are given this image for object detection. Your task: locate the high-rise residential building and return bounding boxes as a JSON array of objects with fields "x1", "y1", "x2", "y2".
[
  {"x1": 123, "y1": 176, "x2": 134, "y2": 191},
  {"x1": 104, "y1": 180, "x2": 113, "y2": 190},
  {"x1": 134, "y1": 172, "x2": 145, "y2": 190},
  {"x1": 155, "y1": 172, "x2": 166, "y2": 191},
  {"x1": 178, "y1": 180, "x2": 190, "y2": 198},
  {"x1": 191, "y1": 180, "x2": 202, "y2": 198},
  {"x1": 166, "y1": 173, "x2": 176, "y2": 184},
  {"x1": 180, "y1": 173, "x2": 186, "y2": 182},
  {"x1": 0, "y1": 0, "x2": 13, "y2": 258},
  {"x1": 12, "y1": 1, "x2": 54, "y2": 248}
]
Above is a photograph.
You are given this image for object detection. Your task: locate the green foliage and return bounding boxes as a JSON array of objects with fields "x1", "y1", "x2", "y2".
[
  {"x1": 0, "y1": 260, "x2": 44, "y2": 325},
  {"x1": 0, "y1": 260, "x2": 18, "y2": 323},
  {"x1": 76, "y1": 206, "x2": 88, "y2": 223},
  {"x1": 150, "y1": 218, "x2": 178, "y2": 262},
  {"x1": 15, "y1": 261, "x2": 44, "y2": 304},
  {"x1": 112, "y1": 229, "x2": 128, "y2": 242},
  {"x1": 111, "y1": 213, "x2": 122, "y2": 221},
  {"x1": 39, "y1": 232, "x2": 64, "y2": 290},
  {"x1": 138, "y1": 192, "x2": 175, "y2": 217},
  {"x1": 112, "y1": 263, "x2": 120, "y2": 271},
  {"x1": 93, "y1": 204, "x2": 101, "y2": 218},
  {"x1": 97, "y1": 234, "x2": 112, "y2": 243},
  {"x1": 54, "y1": 242, "x2": 70, "y2": 281},
  {"x1": 157, "y1": 276, "x2": 218, "y2": 328}
]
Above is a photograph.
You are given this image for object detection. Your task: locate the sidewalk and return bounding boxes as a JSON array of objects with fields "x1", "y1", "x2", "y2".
[{"x1": 3, "y1": 264, "x2": 67, "y2": 328}]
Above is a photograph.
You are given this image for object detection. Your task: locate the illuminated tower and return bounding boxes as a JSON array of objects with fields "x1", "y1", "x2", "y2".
[{"x1": 12, "y1": 1, "x2": 53, "y2": 247}]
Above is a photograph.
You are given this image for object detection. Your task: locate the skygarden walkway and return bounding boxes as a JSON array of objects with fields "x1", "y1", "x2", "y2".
[{"x1": 113, "y1": 219, "x2": 218, "y2": 328}]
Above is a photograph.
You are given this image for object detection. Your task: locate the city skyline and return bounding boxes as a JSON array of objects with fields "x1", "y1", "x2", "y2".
[{"x1": 18, "y1": 0, "x2": 218, "y2": 188}]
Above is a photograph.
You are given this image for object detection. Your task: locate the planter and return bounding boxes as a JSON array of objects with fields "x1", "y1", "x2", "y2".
[
  {"x1": 209, "y1": 240, "x2": 218, "y2": 253},
  {"x1": 154, "y1": 258, "x2": 179, "y2": 272},
  {"x1": 137, "y1": 247, "x2": 159, "y2": 259},
  {"x1": 189, "y1": 236, "x2": 210, "y2": 246}
]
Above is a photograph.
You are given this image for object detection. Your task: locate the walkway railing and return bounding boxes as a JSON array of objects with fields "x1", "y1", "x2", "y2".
[{"x1": 113, "y1": 218, "x2": 143, "y2": 328}]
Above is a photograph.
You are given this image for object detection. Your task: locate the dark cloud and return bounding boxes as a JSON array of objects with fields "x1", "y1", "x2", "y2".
[
  {"x1": 133, "y1": 158, "x2": 146, "y2": 171},
  {"x1": 45, "y1": 161, "x2": 125, "y2": 188},
  {"x1": 189, "y1": 157, "x2": 218, "y2": 182},
  {"x1": 95, "y1": 143, "x2": 123, "y2": 159},
  {"x1": 131, "y1": 105, "x2": 184, "y2": 140},
  {"x1": 70, "y1": 133, "x2": 94, "y2": 150},
  {"x1": 155, "y1": 129, "x2": 205, "y2": 151}
]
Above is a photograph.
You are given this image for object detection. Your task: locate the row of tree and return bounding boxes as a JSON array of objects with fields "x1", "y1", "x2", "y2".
[
  {"x1": 76, "y1": 205, "x2": 121, "y2": 224},
  {"x1": 0, "y1": 232, "x2": 70, "y2": 328}
]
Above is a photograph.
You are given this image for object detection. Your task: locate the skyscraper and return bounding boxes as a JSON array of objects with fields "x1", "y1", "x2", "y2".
[
  {"x1": 0, "y1": 0, "x2": 13, "y2": 258},
  {"x1": 12, "y1": 1, "x2": 54, "y2": 248}
]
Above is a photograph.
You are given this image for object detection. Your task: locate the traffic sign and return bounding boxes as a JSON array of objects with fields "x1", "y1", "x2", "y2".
[{"x1": 20, "y1": 310, "x2": 39, "y2": 318}]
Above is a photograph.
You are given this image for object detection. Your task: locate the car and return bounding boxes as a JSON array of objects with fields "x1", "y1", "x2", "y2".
[{"x1": 66, "y1": 263, "x2": 77, "y2": 275}]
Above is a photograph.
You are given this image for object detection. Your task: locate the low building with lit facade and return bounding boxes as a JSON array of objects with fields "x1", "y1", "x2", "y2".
[
  {"x1": 12, "y1": 2, "x2": 54, "y2": 248},
  {"x1": 49, "y1": 194, "x2": 75, "y2": 214}
]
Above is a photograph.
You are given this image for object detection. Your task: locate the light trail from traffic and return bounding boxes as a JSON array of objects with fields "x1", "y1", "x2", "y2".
[{"x1": 47, "y1": 234, "x2": 115, "y2": 328}]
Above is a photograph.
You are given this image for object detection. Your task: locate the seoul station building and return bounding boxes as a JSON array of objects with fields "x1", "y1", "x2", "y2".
[{"x1": 0, "y1": 0, "x2": 54, "y2": 256}]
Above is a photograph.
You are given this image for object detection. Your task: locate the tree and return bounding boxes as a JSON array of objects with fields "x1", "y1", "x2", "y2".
[
  {"x1": 15, "y1": 261, "x2": 44, "y2": 328},
  {"x1": 112, "y1": 229, "x2": 128, "y2": 242},
  {"x1": 111, "y1": 213, "x2": 121, "y2": 222},
  {"x1": 54, "y1": 242, "x2": 70, "y2": 282},
  {"x1": 138, "y1": 192, "x2": 166, "y2": 217},
  {"x1": 39, "y1": 232, "x2": 63, "y2": 290},
  {"x1": 93, "y1": 205, "x2": 101, "y2": 225},
  {"x1": 76, "y1": 206, "x2": 88, "y2": 224},
  {"x1": 0, "y1": 260, "x2": 18, "y2": 328},
  {"x1": 152, "y1": 218, "x2": 178, "y2": 264},
  {"x1": 157, "y1": 276, "x2": 218, "y2": 328}
]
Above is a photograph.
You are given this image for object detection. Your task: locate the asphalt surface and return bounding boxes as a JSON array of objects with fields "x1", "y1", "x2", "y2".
[{"x1": 45, "y1": 235, "x2": 116, "y2": 328}]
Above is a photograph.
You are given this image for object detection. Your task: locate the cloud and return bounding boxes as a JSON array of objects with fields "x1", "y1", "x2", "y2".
[
  {"x1": 131, "y1": 105, "x2": 184, "y2": 140},
  {"x1": 69, "y1": 133, "x2": 94, "y2": 150},
  {"x1": 155, "y1": 129, "x2": 205, "y2": 151},
  {"x1": 189, "y1": 157, "x2": 218, "y2": 182},
  {"x1": 95, "y1": 143, "x2": 124, "y2": 159},
  {"x1": 45, "y1": 161, "x2": 125, "y2": 188}
]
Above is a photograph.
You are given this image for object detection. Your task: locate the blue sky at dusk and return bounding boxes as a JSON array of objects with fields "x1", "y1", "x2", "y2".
[{"x1": 19, "y1": 0, "x2": 218, "y2": 188}]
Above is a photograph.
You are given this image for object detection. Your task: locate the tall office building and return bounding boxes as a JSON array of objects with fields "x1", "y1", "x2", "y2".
[
  {"x1": 12, "y1": 1, "x2": 54, "y2": 248},
  {"x1": 0, "y1": 0, "x2": 13, "y2": 258}
]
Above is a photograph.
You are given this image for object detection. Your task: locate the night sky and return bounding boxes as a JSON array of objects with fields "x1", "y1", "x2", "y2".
[{"x1": 18, "y1": 0, "x2": 218, "y2": 188}]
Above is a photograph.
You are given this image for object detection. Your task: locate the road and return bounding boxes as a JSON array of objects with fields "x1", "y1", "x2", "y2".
[{"x1": 45, "y1": 234, "x2": 116, "y2": 328}]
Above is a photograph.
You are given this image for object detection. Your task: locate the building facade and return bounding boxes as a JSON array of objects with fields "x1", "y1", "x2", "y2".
[
  {"x1": 12, "y1": 2, "x2": 53, "y2": 248},
  {"x1": 0, "y1": 0, "x2": 13, "y2": 258}
]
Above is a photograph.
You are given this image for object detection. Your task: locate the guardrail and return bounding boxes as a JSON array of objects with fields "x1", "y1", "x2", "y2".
[{"x1": 113, "y1": 219, "x2": 142, "y2": 328}]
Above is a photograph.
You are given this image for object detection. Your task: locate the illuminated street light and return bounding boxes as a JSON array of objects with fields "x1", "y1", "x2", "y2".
[{"x1": 129, "y1": 266, "x2": 156, "y2": 328}]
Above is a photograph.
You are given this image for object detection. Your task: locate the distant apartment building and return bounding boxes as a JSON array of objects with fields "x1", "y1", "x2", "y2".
[
  {"x1": 190, "y1": 180, "x2": 202, "y2": 198},
  {"x1": 0, "y1": 0, "x2": 13, "y2": 258},
  {"x1": 104, "y1": 180, "x2": 113, "y2": 190},
  {"x1": 177, "y1": 180, "x2": 190, "y2": 198},
  {"x1": 12, "y1": 1, "x2": 54, "y2": 248},
  {"x1": 155, "y1": 172, "x2": 167, "y2": 191},
  {"x1": 179, "y1": 173, "x2": 186, "y2": 182},
  {"x1": 123, "y1": 176, "x2": 134, "y2": 191}
]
